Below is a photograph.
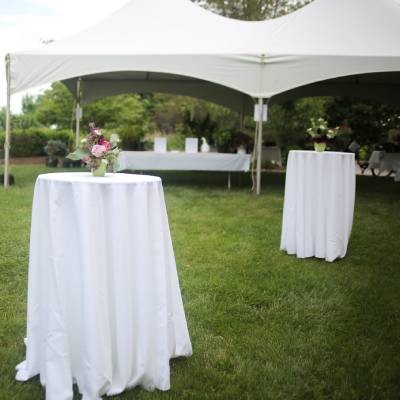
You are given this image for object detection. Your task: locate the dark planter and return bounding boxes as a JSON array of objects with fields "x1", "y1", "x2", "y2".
[
  {"x1": 1, "y1": 173, "x2": 15, "y2": 186},
  {"x1": 46, "y1": 157, "x2": 58, "y2": 167},
  {"x1": 63, "y1": 158, "x2": 82, "y2": 168}
]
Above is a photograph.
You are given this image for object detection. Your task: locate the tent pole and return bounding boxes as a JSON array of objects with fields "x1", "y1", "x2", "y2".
[
  {"x1": 239, "y1": 95, "x2": 245, "y2": 130},
  {"x1": 75, "y1": 77, "x2": 82, "y2": 147},
  {"x1": 256, "y1": 97, "x2": 263, "y2": 195},
  {"x1": 250, "y1": 115, "x2": 258, "y2": 192},
  {"x1": 4, "y1": 54, "x2": 11, "y2": 188}
]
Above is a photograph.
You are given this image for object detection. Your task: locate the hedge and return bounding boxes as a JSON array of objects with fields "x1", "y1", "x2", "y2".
[{"x1": 0, "y1": 128, "x2": 74, "y2": 157}]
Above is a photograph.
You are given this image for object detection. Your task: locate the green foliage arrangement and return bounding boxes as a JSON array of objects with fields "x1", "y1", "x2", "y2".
[{"x1": 306, "y1": 117, "x2": 339, "y2": 141}]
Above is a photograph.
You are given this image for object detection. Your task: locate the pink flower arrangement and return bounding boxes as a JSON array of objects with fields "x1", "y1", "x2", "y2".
[{"x1": 66, "y1": 122, "x2": 120, "y2": 171}]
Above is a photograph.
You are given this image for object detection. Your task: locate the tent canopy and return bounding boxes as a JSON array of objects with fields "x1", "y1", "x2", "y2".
[
  {"x1": 62, "y1": 72, "x2": 255, "y2": 115},
  {"x1": 4, "y1": 0, "x2": 400, "y2": 190},
  {"x1": 8, "y1": 0, "x2": 400, "y2": 106}
]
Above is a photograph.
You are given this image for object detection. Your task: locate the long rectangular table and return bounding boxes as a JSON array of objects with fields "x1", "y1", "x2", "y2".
[
  {"x1": 118, "y1": 151, "x2": 251, "y2": 172},
  {"x1": 118, "y1": 151, "x2": 252, "y2": 188},
  {"x1": 368, "y1": 151, "x2": 400, "y2": 181}
]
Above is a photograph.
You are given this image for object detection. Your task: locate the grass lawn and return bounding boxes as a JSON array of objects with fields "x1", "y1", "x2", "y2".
[{"x1": 1, "y1": 165, "x2": 400, "y2": 400}]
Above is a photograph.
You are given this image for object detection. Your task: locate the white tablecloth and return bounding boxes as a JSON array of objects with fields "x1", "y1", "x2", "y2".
[
  {"x1": 280, "y1": 151, "x2": 356, "y2": 262},
  {"x1": 118, "y1": 151, "x2": 251, "y2": 172},
  {"x1": 16, "y1": 172, "x2": 192, "y2": 400},
  {"x1": 368, "y1": 151, "x2": 400, "y2": 181}
]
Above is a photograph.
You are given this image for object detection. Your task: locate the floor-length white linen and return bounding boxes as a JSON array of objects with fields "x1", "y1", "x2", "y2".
[
  {"x1": 280, "y1": 151, "x2": 356, "y2": 262},
  {"x1": 118, "y1": 151, "x2": 251, "y2": 172},
  {"x1": 16, "y1": 172, "x2": 192, "y2": 400}
]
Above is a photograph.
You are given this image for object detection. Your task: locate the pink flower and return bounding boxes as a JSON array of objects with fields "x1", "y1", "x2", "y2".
[
  {"x1": 82, "y1": 155, "x2": 90, "y2": 163},
  {"x1": 91, "y1": 144, "x2": 107, "y2": 158},
  {"x1": 103, "y1": 140, "x2": 111, "y2": 150},
  {"x1": 98, "y1": 138, "x2": 111, "y2": 150}
]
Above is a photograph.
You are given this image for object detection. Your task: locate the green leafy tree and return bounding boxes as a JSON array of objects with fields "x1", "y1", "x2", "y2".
[
  {"x1": 35, "y1": 82, "x2": 74, "y2": 129},
  {"x1": 0, "y1": 107, "x2": 5, "y2": 132},
  {"x1": 326, "y1": 97, "x2": 400, "y2": 148},
  {"x1": 83, "y1": 94, "x2": 151, "y2": 150},
  {"x1": 193, "y1": 0, "x2": 311, "y2": 20},
  {"x1": 14, "y1": 94, "x2": 40, "y2": 130},
  {"x1": 265, "y1": 97, "x2": 330, "y2": 159},
  {"x1": 151, "y1": 94, "x2": 195, "y2": 134},
  {"x1": 21, "y1": 94, "x2": 36, "y2": 114}
]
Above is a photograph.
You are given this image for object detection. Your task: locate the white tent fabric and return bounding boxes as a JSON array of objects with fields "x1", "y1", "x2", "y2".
[
  {"x1": 62, "y1": 72, "x2": 255, "y2": 115},
  {"x1": 4, "y1": 0, "x2": 400, "y2": 190},
  {"x1": 8, "y1": 0, "x2": 400, "y2": 99}
]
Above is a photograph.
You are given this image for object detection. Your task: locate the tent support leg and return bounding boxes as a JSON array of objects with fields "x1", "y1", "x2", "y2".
[
  {"x1": 256, "y1": 97, "x2": 264, "y2": 195},
  {"x1": 227, "y1": 172, "x2": 231, "y2": 190},
  {"x1": 75, "y1": 78, "x2": 82, "y2": 147},
  {"x1": 240, "y1": 95, "x2": 245, "y2": 130},
  {"x1": 4, "y1": 55, "x2": 11, "y2": 188},
  {"x1": 250, "y1": 114, "x2": 258, "y2": 192}
]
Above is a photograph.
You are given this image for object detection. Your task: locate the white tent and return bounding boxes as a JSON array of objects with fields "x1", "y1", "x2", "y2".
[{"x1": 4, "y1": 0, "x2": 400, "y2": 191}]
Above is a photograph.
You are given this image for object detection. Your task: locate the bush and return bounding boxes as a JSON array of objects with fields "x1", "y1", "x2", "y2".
[
  {"x1": 117, "y1": 130, "x2": 145, "y2": 150},
  {"x1": 0, "y1": 128, "x2": 73, "y2": 157}
]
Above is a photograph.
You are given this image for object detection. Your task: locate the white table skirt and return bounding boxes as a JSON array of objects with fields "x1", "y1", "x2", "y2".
[
  {"x1": 280, "y1": 151, "x2": 356, "y2": 262},
  {"x1": 368, "y1": 151, "x2": 400, "y2": 181},
  {"x1": 16, "y1": 172, "x2": 192, "y2": 400},
  {"x1": 118, "y1": 151, "x2": 251, "y2": 172}
]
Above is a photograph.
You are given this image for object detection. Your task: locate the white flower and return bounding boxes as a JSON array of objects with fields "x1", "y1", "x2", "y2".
[{"x1": 110, "y1": 133, "x2": 120, "y2": 145}]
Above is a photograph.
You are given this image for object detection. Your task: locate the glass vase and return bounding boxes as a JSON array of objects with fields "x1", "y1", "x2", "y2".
[
  {"x1": 314, "y1": 142, "x2": 326, "y2": 152},
  {"x1": 91, "y1": 161, "x2": 107, "y2": 177}
]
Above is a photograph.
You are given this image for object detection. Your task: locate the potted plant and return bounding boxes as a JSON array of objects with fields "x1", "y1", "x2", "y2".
[{"x1": 44, "y1": 140, "x2": 68, "y2": 167}]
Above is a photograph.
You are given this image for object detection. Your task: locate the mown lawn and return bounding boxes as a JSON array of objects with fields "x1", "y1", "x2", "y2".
[{"x1": 1, "y1": 166, "x2": 400, "y2": 400}]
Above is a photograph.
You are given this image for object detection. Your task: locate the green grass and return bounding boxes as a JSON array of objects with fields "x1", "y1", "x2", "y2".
[{"x1": 1, "y1": 166, "x2": 400, "y2": 400}]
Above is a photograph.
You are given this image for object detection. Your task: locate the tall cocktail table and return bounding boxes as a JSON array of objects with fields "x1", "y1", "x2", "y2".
[{"x1": 16, "y1": 172, "x2": 192, "y2": 399}]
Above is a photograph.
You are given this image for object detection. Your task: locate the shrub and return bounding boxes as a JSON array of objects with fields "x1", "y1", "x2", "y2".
[
  {"x1": 0, "y1": 128, "x2": 73, "y2": 157},
  {"x1": 44, "y1": 140, "x2": 68, "y2": 158}
]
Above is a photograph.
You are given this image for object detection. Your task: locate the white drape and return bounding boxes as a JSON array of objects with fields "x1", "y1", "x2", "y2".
[
  {"x1": 16, "y1": 172, "x2": 192, "y2": 400},
  {"x1": 280, "y1": 151, "x2": 355, "y2": 262},
  {"x1": 118, "y1": 151, "x2": 251, "y2": 172}
]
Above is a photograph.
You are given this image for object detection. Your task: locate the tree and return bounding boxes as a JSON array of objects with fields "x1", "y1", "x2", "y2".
[
  {"x1": 15, "y1": 94, "x2": 40, "y2": 130},
  {"x1": 193, "y1": 0, "x2": 311, "y2": 20},
  {"x1": 265, "y1": 97, "x2": 330, "y2": 159},
  {"x1": 0, "y1": 107, "x2": 5, "y2": 132},
  {"x1": 22, "y1": 95, "x2": 37, "y2": 115},
  {"x1": 83, "y1": 94, "x2": 152, "y2": 150},
  {"x1": 35, "y1": 82, "x2": 74, "y2": 129},
  {"x1": 326, "y1": 97, "x2": 400, "y2": 148}
]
